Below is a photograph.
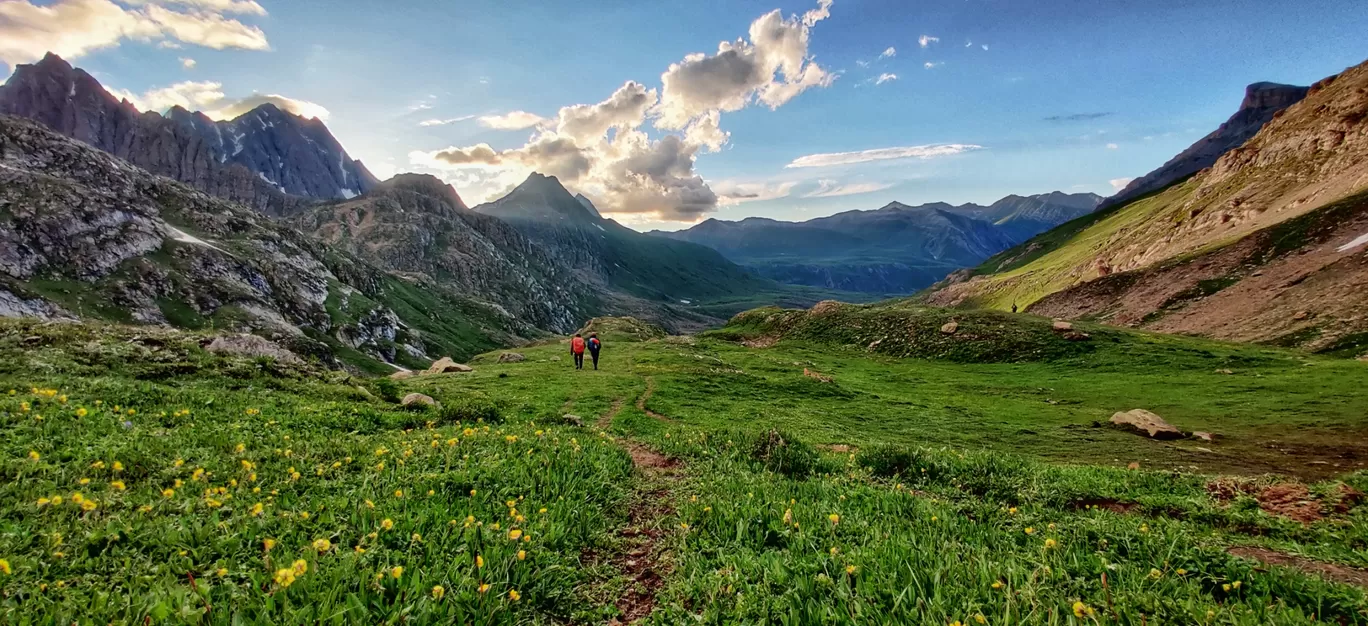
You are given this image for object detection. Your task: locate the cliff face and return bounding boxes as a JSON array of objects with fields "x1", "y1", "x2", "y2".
[
  {"x1": 0, "y1": 53, "x2": 376, "y2": 217},
  {"x1": 1105, "y1": 81, "x2": 1310, "y2": 209}
]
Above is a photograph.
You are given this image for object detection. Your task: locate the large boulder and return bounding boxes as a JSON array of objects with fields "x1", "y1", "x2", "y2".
[
  {"x1": 205, "y1": 334, "x2": 302, "y2": 365},
  {"x1": 1110, "y1": 409, "x2": 1183, "y2": 439},
  {"x1": 400, "y1": 393, "x2": 437, "y2": 408},
  {"x1": 940, "y1": 321, "x2": 959, "y2": 335},
  {"x1": 1052, "y1": 320, "x2": 1074, "y2": 331},
  {"x1": 497, "y1": 352, "x2": 526, "y2": 363},
  {"x1": 388, "y1": 370, "x2": 415, "y2": 380},
  {"x1": 426, "y1": 357, "x2": 473, "y2": 374}
]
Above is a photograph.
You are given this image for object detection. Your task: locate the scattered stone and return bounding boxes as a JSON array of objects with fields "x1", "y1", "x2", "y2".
[
  {"x1": 389, "y1": 370, "x2": 415, "y2": 380},
  {"x1": 1215, "y1": 368, "x2": 1234, "y2": 375},
  {"x1": 1195, "y1": 447, "x2": 1214, "y2": 453},
  {"x1": 1062, "y1": 331, "x2": 1091, "y2": 341},
  {"x1": 940, "y1": 321, "x2": 959, "y2": 335},
  {"x1": 1293, "y1": 311, "x2": 1310, "y2": 320},
  {"x1": 1052, "y1": 320, "x2": 1074, "y2": 331},
  {"x1": 810, "y1": 300, "x2": 843, "y2": 316},
  {"x1": 426, "y1": 357, "x2": 473, "y2": 374},
  {"x1": 867, "y1": 338, "x2": 884, "y2": 351},
  {"x1": 205, "y1": 334, "x2": 303, "y2": 365},
  {"x1": 1126, "y1": 462, "x2": 1141, "y2": 470},
  {"x1": 803, "y1": 368, "x2": 833, "y2": 383},
  {"x1": 561, "y1": 414, "x2": 584, "y2": 427},
  {"x1": 497, "y1": 352, "x2": 526, "y2": 363},
  {"x1": 400, "y1": 393, "x2": 437, "y2": 408},
  {"x1": 550, "y1": 356, "x2": 562, "y2": 362},
  {"x1": 1192, "y1": 431, "x2": 1217, "y2": 442},
  {"x1": 1110, "y1": 409, "x2": 1184, "y2": 439}
]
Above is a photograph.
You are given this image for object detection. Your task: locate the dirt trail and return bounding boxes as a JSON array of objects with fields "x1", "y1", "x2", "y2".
[
  {"x1": 1229, "y1": 546, "x2": 1368, "y2": 589},
  {"x1": 606, "y1": 442, "x2": 682, "y2": 625},
  {"x1": 595, "y1": 398, "x2": 626, "y2": 429},
  {"x1": 634, "y1": 377, "x2": 672, "y2": 422}
]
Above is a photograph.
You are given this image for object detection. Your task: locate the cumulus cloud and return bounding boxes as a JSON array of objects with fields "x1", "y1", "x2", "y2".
[
  {"x1": 113, "y1": 80, "x2": 330, "y2": 120},
  {"x1": 654, "y1": 0, "x2": 835, "y2": 129},
  {"x1": 785, "y1": 144, "x2": 983, "y2": 168},
  {"x1": 418, "y1": 115, "x2": 475, "y2": 127},
  {"x1": 918, "y1": 34, "x2": 938, "y2": 48},
  {"x1": 412, "y1": 0, "x2": 837, "y2": 222},
  {"x1": 180, "y1": 56, "x2": 195, "y2": 69},
  {"x1": 803, "y1": 180, "x2": 894, "y2": 198},
  {"x1": 1109, "y1": 177, "x2": 1135, "y2": 192},
  {"x1": 875, "y1": 73, "x2": 897, "y2": 85},
  {"x1": 879, "y1": 46, "x2": 895, "y2": 58},
  {"x1": 0, "y1": 0, "x2": 269, "y2": 68},
  {"x1": 478, "y1": 111, "x2": 548, "y2": 130}
]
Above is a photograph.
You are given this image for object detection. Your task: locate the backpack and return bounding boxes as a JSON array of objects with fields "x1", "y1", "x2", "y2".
[{"x1": 589, "y1": 338, "x2": 601, "y2": 351}]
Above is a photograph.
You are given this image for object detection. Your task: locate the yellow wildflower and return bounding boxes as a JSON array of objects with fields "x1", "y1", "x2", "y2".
[
  {"x1": 828, "y1": 514, "x2": 840, "y2": 525},
  {"x1": 846, "y1": 564, "x2": 857, "y2": 574},
  {"x1": 991, "y1": 581, "x2": 1004, "y2": 590},
  {"x1": 313, "y1": 539, "x2": 332, "y2": 552},
  {"x1": 0, "y1": 559, "x2": 9, "y2": 575},
  {"x1": 390, "y1": 566, "x2": 403, "y2": 579},
  {"x1": 476, "y1": 555, "x2": 484, "y2": 568},
  {"x1": 508, "y1": 529, "x2": 523, "y2": 541},
  {"x1": 1149, "y1": 568, "x2": 1162, "y2": 579},
  {"x1": 508, "y1": 589, "x2": 521, "y2": 601},
  {"x1": 263, "y1": 538, "x2": 276, "y2": 551},
  {"x1": 110, "y1": 480, "x2": 126, "y2": 491},
  {"x1": 112, "y1": 461, "x2": 124, "y2": 472},
  {"x1": 1024, "y1": 527, "x2": 1035, "y2": 535},
  {"x1": 27, "y1": 451, "x2": 39, "y2": 462},
  {"x1": 431, "y1": 585, "x2": 445, "y2": 600},
  {"x1": 1044, "y1": 538, "x2": 1057, "y2": 549},
  {"x1": 478, "y1": 583, "x2": 491, "y2": 593},
  {"x1": 412, "y1": 533, "x2": 422, "y2": 543},
  {"x1": 381, "y1": 518, "x2": 394, "y2": 531},
  {"x1": 518, "y1": 550, "x2": 527, "y2": 561},
  {"x1": 1072, "y1": 601, "x2": 1095, "y2": 618}
]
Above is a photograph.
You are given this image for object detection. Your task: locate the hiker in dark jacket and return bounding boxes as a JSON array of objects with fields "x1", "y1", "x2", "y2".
[{"x1": 587, "y1": 333, "x2": 602, "y2": 370}]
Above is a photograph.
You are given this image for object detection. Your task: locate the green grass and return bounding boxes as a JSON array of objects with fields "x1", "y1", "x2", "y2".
[{"x1": 3, "y1": 314, "x2": 1366, "y2": 624}]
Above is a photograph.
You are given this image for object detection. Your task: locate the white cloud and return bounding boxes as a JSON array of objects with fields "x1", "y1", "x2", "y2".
[
  {"x1": 412, "y1": 0, "x2": 836, "y2": 222},
  {"x1": 785, "y1": 144, "x2": 983, "y2": 168},
  {"x1": 875, "y1": 73, "x2": 897, "y2": 85},
  {"x1": 180, "y1": 56, "x2": 195, "y2": 69},
  {"x1": 879, "y1": 46, "x2": 895, "y2": 58},
  {"x1": 965, "y1": 40, "x2": 972, "y2": 47},
  {"x1": 0, "y1": 0, "x2": 269, "y2": 68},
  {"x1": 113, "y1": 80, "x2": 330, "y2": 120},
  {"x1": 982, "y1": 44, "x2": 989, "y2": 51},
  {"x1": 1106, "y1": 143, "x2": 1119, "y2": 150},
  {"x1": 418, "y1": 115, "x2": 475, "y2": 127},
  {"x1": 918, "y1": 34, "x2": 939, "y2": 48},
  {"x1": 1109, "y1": 177, "x2": 1135, "y2": 191},
  {"x1": 803, "y1": 179, "x2": 895, "y2": 198},
  {"x1": 654, "y1": 0, "x2": 836, "y2": 129},
  {"x1": 478, "y1": 110, "x2": 548, "y2": 130},
  {"x1": 125, "y1": 0, "x2": 267, "y2": 15},
  {"x1": 855, "y1": 59, "x2": 869, "y2": 68},
  {"x1": 924, "y1": 61, "x2": 943, "y2": 70},
  {"x1": 712, "y1": 180, "x2": 797, "y2": 206}
]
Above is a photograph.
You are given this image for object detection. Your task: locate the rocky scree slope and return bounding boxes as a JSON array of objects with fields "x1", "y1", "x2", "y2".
[
  {"x1": 922, "y1": 59, "x2": 1368, "y2": 353},
  {"x1": 0, "y1": 53, "x2": 377, "y2": 216},
  {"x1": 0, "y1": 114, "x2": 527, "y2": 369}
]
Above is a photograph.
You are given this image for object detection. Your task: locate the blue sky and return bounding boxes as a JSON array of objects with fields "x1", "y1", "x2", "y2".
[{"x1": 3, "y1": 0, "x2": 1367, "y2": 231}]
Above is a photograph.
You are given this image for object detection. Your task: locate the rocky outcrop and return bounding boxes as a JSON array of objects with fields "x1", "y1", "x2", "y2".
[
  {"x1": 1110, "y1": 409, "x2": 1184, "y2": 439},
  {"x1": 0, "y1": 54, "x2": 375, "y2": 216},
  {"x1": 205, "y1": 334, "x2": 303, "y2": 365},
  {"x1": 1105, "y1": 81, "x2": 1309, "y2": 209},
  {"x1": 0, "y1": 114, "x2": 520, "y2": 367},
  {"x1": 425, "y1": 357, "x2": 472, "y2": 374}
]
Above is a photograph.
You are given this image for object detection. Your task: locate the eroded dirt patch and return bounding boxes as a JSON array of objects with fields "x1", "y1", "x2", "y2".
[
  {"x1": 1257, "y1": 483, "x2": 1323, "y2": 524},
  {"x1": 741, "y1": 335, "x2": 779, "y2": 349},
  {"x1": 1229, "y1": 546, "x2": 1368, "y2": 589},
  {"x1": 1206, "y1": 478, "x2": 1365, "y2": 525},
  {"x1": 1073, "y1": 498, "x2": 1140, "y2": 514}
]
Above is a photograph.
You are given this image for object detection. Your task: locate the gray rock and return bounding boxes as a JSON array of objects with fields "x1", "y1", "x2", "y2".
[
  {"x1": 562, "y1": 414, "x2": 584, "y2": 427},
  {"x1": 1052, "y1": 320, "x2": 1074, "y2": 331},
  {"x1": 940, "y1": 321, "x2": 958, "y2": 335},
  {"x1": 498, "y1": 352, "x2": 526, "y2": 363},
  {"x1": 1191, "y1": 431, "x2": 1217, "y2": 442},
  {"x1": 388, "y1": 370, "x2": 415, "y2": 380},
  {"x1": 205, "y1": 334, "x2": 302, "y2": 365},
  {"x1": 1110, "y1": 409, "x2": 1184, "y2": 439},
  {"x1": 400, "y1": 393, "x2": 437, "y2": 408}
]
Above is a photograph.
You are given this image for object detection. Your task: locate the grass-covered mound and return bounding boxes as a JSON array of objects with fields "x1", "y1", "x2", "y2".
[
  {"x1": 711, "y1": 301, "x2": 1100, "y2": 362},
  {"x1": 576, "y1": 316, "x2": 667, "y2": 343}
]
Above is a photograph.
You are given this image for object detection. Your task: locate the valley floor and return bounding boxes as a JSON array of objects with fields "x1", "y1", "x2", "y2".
[{"x1": 2, "y1": 319, "x2": 1366, "y2": 623}]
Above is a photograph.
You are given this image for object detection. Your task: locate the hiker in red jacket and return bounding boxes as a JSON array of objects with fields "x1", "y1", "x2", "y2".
[
  {"x1": 587, "y1": 332, "x2": 602, "y2": 370},
  {"x1": 570, "y1": 333, "x2": 586, "y2": 370}
]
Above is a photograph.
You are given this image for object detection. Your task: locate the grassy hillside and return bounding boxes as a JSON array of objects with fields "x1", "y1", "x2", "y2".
[{"x1": 3, "y1": 315, "x2": 1366, "y2": 623}]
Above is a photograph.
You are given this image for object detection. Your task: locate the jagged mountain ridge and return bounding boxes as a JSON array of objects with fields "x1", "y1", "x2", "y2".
[
  {"x1": 0, "y1": 114, "x2": 529, "y2": 368},
  {"x1": 920, "y1": 59, "x2": 1368, "y2": 353},
  {"x1": 653, "y1": 192, "x2": 1101, "y2": 293},
  {"x1": 1104, "y1": 81, "x2": 1309, "y2": 209},
  {"x1": 0, "y1": 53, "x2": 377, "y2": 216}
]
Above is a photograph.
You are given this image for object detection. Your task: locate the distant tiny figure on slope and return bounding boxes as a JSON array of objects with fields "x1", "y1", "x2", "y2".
[
  {"x1": 587, "y1": 332, "x2": 602, "y2": 370},
  {"x1": 1011, "y1": 302, "x2": 1018, "y2": 313},
  {"x1": 571, "y1": 334, "x2": 586, "y2": 370}
]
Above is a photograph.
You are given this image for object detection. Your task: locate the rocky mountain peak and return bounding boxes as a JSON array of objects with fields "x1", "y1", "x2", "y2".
[
  {"x1": 378, "y1": 173, "x2": 468, "y2": 209},
  {"x1": 1241, "y1": 82, "x2": 1311, "y2": 111},
  {"x1": 475, "y1": 172, "x2": 599, "y2": 223}
]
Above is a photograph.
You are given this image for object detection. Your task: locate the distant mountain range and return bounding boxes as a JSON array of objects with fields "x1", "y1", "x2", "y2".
[
  {"x1": 922, "y1": 59, "x2": 1368, "y2": 356},
  {"x1": 652, "y1": 192, "x2": 1102, "y2": 294},
  {"x1": 0, "y1": 54, "x2": 841, "y2": 369}
]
